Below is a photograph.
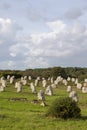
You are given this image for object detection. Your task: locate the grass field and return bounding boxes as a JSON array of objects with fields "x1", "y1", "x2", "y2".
[{"x1": 0, "y1": 80, "x2": 87, "y2": 130}]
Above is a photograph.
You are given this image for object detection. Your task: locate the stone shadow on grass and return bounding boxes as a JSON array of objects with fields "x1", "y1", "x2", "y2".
[
  {"x1": 80, "y1": 115, "x2": 87, "y2": 120},
  {"x1": 0, "y1": 114, "x2": 7, "y2": 119}
]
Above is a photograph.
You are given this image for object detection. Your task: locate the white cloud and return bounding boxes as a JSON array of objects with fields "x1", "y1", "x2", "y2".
[
  {"x1": 0, "y1": 2, "x2": 11, "y2": 10},
  {"x1": 47, "y1": 20, "x2": 66, "y2": 32},
  {"x1": 0, "y1": 18, "x2": 20, "y2": 34},
  {"x1": 0, "y1": 17, "x2": 87, "y2": 69},
  {"x1": 8, "y1": 19, "x2": 87, "y2": 69},
  {"x1": 0, "y1": 18, "x2": 23, "y2": 70},
  {"x1": 65, "y1": 8, "x2": 83, "y2": 19},
  {"x1": 24, "y1": 57, "x2": 49, "y2": 69},
  {"x1": 0, "y1": 18, "x2": 21, "y2": 45},
  {"x1": 8, "y1": 60, "x2": 15, "y2": 67},
  {"x1": 0, "y1": 0, "x2": 87, "y2": 70},
  {"x1": 10, "y1": 53, "x2": 16, "y2": 57},
  {"x1": 0, "y1": 60, "x2": 16, "y2": 70}
]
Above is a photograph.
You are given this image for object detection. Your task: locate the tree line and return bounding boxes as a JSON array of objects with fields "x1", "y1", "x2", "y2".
[{"x1": 0, "y1": 67, "x2": 87, "y2": 81}]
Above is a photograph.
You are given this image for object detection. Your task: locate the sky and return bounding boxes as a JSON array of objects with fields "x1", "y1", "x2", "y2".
[{"x1": 0, "y1": 0, "x2": 87, "y2": 70}]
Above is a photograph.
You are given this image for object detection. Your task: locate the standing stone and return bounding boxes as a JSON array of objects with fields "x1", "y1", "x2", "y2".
[
  {"x1": 38, "y1": 90, "x2": 45, "y2": 101},
  {"x1": 82, "y1": 87, "x2": 87, "y2": 93},
  {"x1": 45, "y1": 85, "x2": 53, "y2": 96},
  {"x1": 67, "y1": 85, "x2": 72, "y2": 92},
  {"x1": 69, "y1": 91, "x2": 78, "y2": 102},
  {"x1": 16, "y1": 82, "x2": 22, "y2": 93},
  {"x1": 30, "y1": 82, "x2": 37, "y2": 93},
  {"x1": 0, "y1": 85, "x2": 5, "y2": 92}
]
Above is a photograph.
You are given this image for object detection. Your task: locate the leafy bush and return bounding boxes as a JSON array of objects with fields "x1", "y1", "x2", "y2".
[{"x1": 46, "y1": 97, "x2": 81, "y2": 119}]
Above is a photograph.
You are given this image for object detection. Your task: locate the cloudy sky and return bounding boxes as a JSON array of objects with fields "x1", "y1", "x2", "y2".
[{"x1": 0, "y1": 0, "x2": 87, "y2": 70}]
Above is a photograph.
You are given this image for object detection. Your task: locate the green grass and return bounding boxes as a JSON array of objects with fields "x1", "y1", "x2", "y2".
[{"x1": 0, "y1": 80, "x2": 87, "y2": 130}]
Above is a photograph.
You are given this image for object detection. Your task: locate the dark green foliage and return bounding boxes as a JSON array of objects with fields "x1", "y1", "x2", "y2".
[
  {"x1": 0, "y1": 70, "x2": 22, "y2": 79},
  {"x1": 46, "y1": 97, "x2": 81, "y2": 119},
  {"x1": 24, "y1": 67, "x2": 67, "y2": 79},
  {"x1": 0, "y1": 67, "x2": 87, "y2": 81},
  {"x1": 65, "y1": 67, "x2": 87, "y2": 81},
  {"x1": 3, "y1": 73, "x2": 22, "y2": 79},
  {"x1": 51, "y1": 67, "x2": 67, "y2": 79}
]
